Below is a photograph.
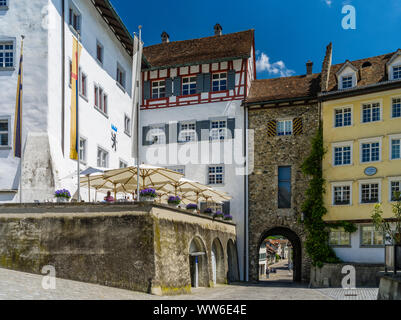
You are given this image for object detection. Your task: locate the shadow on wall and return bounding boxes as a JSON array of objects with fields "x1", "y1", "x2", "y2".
[{"x1": 227, "y1": 239, "x2": 240, "y2": 282}]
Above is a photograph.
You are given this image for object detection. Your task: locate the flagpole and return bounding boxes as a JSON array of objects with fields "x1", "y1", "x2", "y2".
[
  {"x1": 19, "y1": 35, "x2": 25, "y2": 204},
  {"x1": 136, "y1": 26, "x2": 141, "y2": 202},
  {"x1": 77, "y1": 32, "x2": 81, "y2": 202}
]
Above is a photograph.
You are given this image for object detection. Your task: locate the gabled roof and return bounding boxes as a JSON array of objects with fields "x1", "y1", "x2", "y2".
[
  {"x1": 325, "y1": 50, "x2": 398, "y2": 92},
  {"x1": 335, "y1": 60, "x2": 358, "y2": 77},
  {"x1": 142, "y1": 29, "x2": 255, "y2": 70},
  {"x1": 386, "y1": 49, "x2": 401, "y2": 67},
  {"x1": 245, "y1": 73, "x2": 321, "y2": 105},
  {"x1": 92, "y1": 0, "x2": 134, "y2": 56}
]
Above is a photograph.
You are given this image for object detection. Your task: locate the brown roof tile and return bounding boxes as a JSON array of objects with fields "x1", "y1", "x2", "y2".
[
  {"x1": 143, "y1": 30, "x2": 254, "y2": 69},
  {"x1": 326, "y1": 51, "x2": 397, "y2": 92},
  {"x1": 246, "y1": 73, "x2": 321, "y2": 104}
]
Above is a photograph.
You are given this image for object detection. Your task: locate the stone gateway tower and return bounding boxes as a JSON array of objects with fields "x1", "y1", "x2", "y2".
[{"x1": 244, "y1": 65, "x2": 321, "y2": 282}]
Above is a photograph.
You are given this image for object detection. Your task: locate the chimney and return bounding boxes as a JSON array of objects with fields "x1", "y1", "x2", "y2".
[
  {"x1": 214, "y1": 23, "x2": 222, "y2": 36},
  {"x1": 306, "y1": 60, "x2": 313, "y2": 75},
  {"x1": 161, "y1": 31, "x2": 170, "y2": 44},
  {"x1": 320, "y1": 42, "x2": 333, "y2": 92}
]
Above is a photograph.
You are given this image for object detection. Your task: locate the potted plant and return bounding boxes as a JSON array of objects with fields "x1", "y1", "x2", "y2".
[
  {"x1": 213, "y1": 210, "x2": 224, "y2": 219},
  {"x1": 223, "y1": 214, "x2": 233, "y2": 221},
  {"x1": 140, "y1": 188, "x2": 157, "y2": 202},
  {"x1": 186, "y1": 203, "x2": 198, "y2": 213},
  {"x1": 203, "y1": 208, "x2": 213, "y2": 216},
  {"x1": 167, "y1": 196, "x2": 181, "y2": 207},
  {"x1": 54, "y1": 189, "x2": 71, "y2": 203}
]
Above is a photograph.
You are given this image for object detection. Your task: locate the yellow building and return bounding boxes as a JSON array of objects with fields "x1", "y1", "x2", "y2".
[{"x1": 320, "y1": 45, "x2": 401, "y2": 263}]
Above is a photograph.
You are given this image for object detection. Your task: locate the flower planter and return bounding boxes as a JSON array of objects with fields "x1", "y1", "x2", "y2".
[
  {"x1": 56, "y1": 197, "x2": 69, "y2": 203},
  {"x1": 141, "y1": 196, "x2": 155, "y2": 202},
  {"x1": 168, "y1": 203, "x2": 179, "y2": 208}
]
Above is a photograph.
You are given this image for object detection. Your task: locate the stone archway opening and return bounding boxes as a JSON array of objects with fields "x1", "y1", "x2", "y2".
[
  {"x1": 211, "y1": 238, "x2": 225, "y2": 285},
  {"x1": 189, "y1": 236, "x2": 209, "y2": 288},
  {"x1": 258, "y1": 227, "x2": 302, "y2": 283},
  {"x1": 227, "y1": 239, "x2": 239, "y2": 283}
]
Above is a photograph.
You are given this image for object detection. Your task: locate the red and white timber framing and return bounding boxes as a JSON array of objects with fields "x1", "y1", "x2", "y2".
[{"x1": 141, "y1": 58, "x2": 249, "y2": 110}]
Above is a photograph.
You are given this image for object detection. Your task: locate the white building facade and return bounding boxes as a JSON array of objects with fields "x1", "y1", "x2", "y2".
[
  {"x1": 139, "y1": 27, "x2": 256, "y2": 280},
  {"x1": 0, "y1": 0, "x2": 136, "y2": 202}
]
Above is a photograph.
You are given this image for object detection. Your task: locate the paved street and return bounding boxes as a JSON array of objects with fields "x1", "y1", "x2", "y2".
[
  {"x1": 0, "y1": 268, "x2": 377, "y2": 300},
  {"x1": 262, "y1": 259, "x2": 293, "y2": 282}
]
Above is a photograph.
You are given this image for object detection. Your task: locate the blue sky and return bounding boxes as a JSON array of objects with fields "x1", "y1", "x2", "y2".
[{"x1": 112, "y1": 0, "x2": 401, "y2": 79}]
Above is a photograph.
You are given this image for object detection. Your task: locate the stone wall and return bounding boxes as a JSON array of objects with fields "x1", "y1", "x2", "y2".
[
  {"x1": 0, "y1": 203, "x2": 237, "y2": 295},
  {"x1": 310, "y1": 263, "x2": 384, "y2": 288},
  {"x1": 247, "y1": 103, "x2": 320, "y2": 282}
]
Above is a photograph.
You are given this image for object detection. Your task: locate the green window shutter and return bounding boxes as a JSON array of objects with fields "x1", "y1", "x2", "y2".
[
  {"x1": 173, "y1": 77, "x2": 181, "y2": 96},
  {"x1": 143, "y1": 80, "x2": 151, "y2": 100},
  {"x1": 203, "y1": 73, "x2": 211, "y2": 92},
  {"x1": 196, "y1": 74, "x2": 204, "y2": 93},
  {"x1": 227, "y1": 69, "x2": 236, "y2": 90},
  {"x1": 293, "y1": 117, "x2": 303, "y2": 135},
  {"x1": 267, "y1": 120, "x2": 277, "y2": 137},
  {"x1": 165, "y1": 78, "x2": 173, "y2": 97}
]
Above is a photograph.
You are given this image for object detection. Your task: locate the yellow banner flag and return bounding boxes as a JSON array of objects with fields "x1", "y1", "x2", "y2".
[{"x1": 70, "y1": 36, "x2": 82, "y2": 160}]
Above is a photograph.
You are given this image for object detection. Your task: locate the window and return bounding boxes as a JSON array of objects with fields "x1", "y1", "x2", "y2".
[
  {"x1": 152, "y1": 80, "x2": 166, "y2": 99},
  {"x1": 166, "y1": 166, "x2": 185, "y2": 176},
  {"x1": 148, "y1": 127, "x2": 166, "y2": 145},
  {"x1": 0, "y1": 0, "x2": 8, "y2": 8},
  {"x1": 333, "y1": 145, "x2": 352, "y2": 166},
  {"x1": 212, "y1": 72, "x2": 227, "y2": 92},
  {"x1": 119, "y1": 160, "x2": 128, "y2": 168},
  {"x1": 334, "y1": 107, "x2": 352, "y2": 127},
  {"x1": 361, "y1": 225, "x2": 384, "y2": 246},
  {"x1": 341, "y1": 75, "x2": 354, "y2": 89},
  {"x1": 0, "y1": 118, "x2": 10, "y2": 147},
  {"x1": 392, "y1": 98, "x2": 401, "y2": 118},
  {"x1": 333, "y1": 185, "x2": 351, "y2": 205},
  {"x1": 94, "y1": 84, "x2": 107, "y2": 115},
  {"x1": 329, "y1": 228, "x2": 351, "y2": 246},
  {"x1": 0, "y1": 42, "x2": 14, "y2": 69},
  {"x1": 277, "y1": 120, "x2": 293, "y2": 136},
  {"x1": 79, "y1": 69, "x2": 87, "y2": 98},
  {"x1": 391, "y1": 137, "x2": 401, "y2": 160},
  {"x1": 178, "y1": 122, "x2": 196, "y2": 142},
  {"x1": 79, "y1": 137, "x2": 86, "y2": 163},
  {"x1": 278, "y1": 166, "x2": 291, "y2": 209},
  {"x1": 361, "y1": 141, "x2": 380, "y2": 163},
  {"x1": 362, "y1": 103, "x2": 381, "y2": 123},
  {"x1": 96, "y1": 41, "x2": 104, "y2": 64},
  {"x1": 182, "y1": 76, "x2": 197, "y2": 95},
  {"x1": 124, "y1": 115, "x2": 131, "y2": 136},
  {"x1": 69, "y1": 4, "x2": 81, "y2": 34},
  {"x1": 97, "y1": 147, "x2": 108, "y2": 168},
  {"x1": 360, "y1": 183, "x2": 379, "y2": 204},
  {"x1": 210, "y1": 120, "x2": 228, "y2": 141},
  {"x1": 116, "y1": 64, "x2": 126, "y2": 89},
  {"x1": 208, "y1": 165, "x2": 224, "y2": 185},
  {"x1": 390, "y1": 180, "x2": 401, "y2": 201},
  {"x1": 393, "y1": 66, "x2": 401, "y2": 80}
]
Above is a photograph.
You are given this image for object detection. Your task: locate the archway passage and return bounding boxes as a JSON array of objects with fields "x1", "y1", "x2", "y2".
[
  {"x1": 227, "y1": 239, "x2": 240, "y2": 283},
  {"x1": 258, "y1": 227, "x2": 302, "y2": 283},
  {"x1": 211, "y1": 238, "x2": 225, "y2": 285},
  {"x1": 189, "y1": 237, "x2": 209, "y2": 288}
]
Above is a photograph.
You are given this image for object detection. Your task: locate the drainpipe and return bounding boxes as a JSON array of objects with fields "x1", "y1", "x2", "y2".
[{"x1": 61, "y1": 0, "x2": 65, "y2": 155}]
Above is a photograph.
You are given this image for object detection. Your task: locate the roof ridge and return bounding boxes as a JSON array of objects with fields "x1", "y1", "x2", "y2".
[
  {"x1": 144, "y1": 29, "x2": 254, "y2": 49},
  {"x1": 332, "y1": 50, "x2": 396, "y2": 67}
]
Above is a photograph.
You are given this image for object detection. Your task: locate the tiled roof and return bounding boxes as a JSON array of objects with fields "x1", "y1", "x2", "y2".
[
  {"x1": 143, "y1": 30, "x2": 254, "y2": 70},
  {"x1": 245, "y1": 73, "x2": 321, "y2": 104},
  {"x1": 326, "y1": 51, "x2": 397, "y2": 92}
]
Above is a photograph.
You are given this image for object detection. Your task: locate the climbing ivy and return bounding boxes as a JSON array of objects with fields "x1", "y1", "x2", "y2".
[{"x1": 300, "y1": 125, "x2": 340, "y2": 267}]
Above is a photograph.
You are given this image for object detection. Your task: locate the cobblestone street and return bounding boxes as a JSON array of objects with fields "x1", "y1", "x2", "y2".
[{"x1": 0, "y1": 268, "x2": 379, "y2": 300}]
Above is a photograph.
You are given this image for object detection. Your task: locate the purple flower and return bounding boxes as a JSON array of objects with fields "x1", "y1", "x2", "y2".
[
  {"x1": 224, "y1": 214, "x2": 233, "y2": 221},
  {"x1": 168, "y1": 196, "x2": 181, "y2": 204},
  {"x1": 186, "y1": 203, "x2": 198, "y2": 210},
  {"x1": 204, "y1": 208, "x2": 213, "y2": 214},
  {"x1": 140, "y1": 188, "x2": 157, "y2": 198}
]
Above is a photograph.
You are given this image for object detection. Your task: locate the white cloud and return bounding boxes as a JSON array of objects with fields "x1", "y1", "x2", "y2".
[
  {"x1": 256, "y1": 52, "x2": 295, "y2": 77},
  {"x1": 324, "y1": 0, "x2": 332, "y2": 7}
]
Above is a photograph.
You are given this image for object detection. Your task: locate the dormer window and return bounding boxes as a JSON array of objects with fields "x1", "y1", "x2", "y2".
[
  {"x1": 341, "y1": 75, "x2": 354, "y2": 89},
  {"x1": 393, "y1": 65, "x2": 401, "y2": 80},
  {"x1": 336, "y1": 61, "x2": 358, "y2": 90}
]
